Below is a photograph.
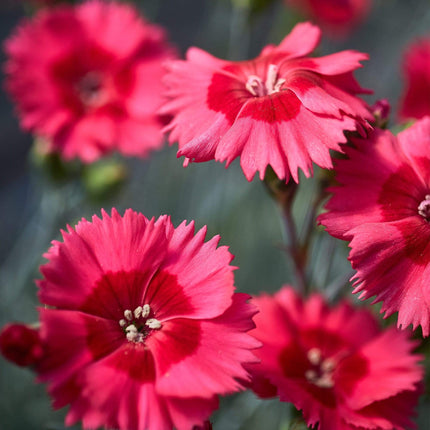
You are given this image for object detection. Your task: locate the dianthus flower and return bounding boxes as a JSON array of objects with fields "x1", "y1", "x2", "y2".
[
  {"x1": 319, "y1": 117, "x2": 430, "y2": 336},
  {"x1": 399, "y1": 37, "x2": 430, "y2": 121},
  {"x1": 5, "y1": 0, "x2": 176, "y2": 162},
  {"x1": 35, "y1": 208, "x2": 258, "y2": 430},
  {"x1": 161, "y1": 22, "x2": 372, "y2": 183},
  {"x1": 285, "y1": 0, "x2": 371, "y2": 36},
  {"x1": 248, "y1": 286, "x2": 422, "y2": 430}
]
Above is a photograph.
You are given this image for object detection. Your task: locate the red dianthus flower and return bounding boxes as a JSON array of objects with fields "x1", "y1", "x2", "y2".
[
  {"x1": 35, "y1": 208, "x2": 258, "y2": 430},
  {"x1": 161, "y1": 22, "x2": 372, "y2": 183},
  {"x1": 399, "y1": 37, "x2": 430, "y2": 121},
  {"x1": 5, "y1": 0, "x2": 176, "y2": 162},
  {"x1": 285, "y1": 0, "x2": 371, "y2": 36},
  {"x1": 319, "y1": 117, "x2": 430, "y2": 336},
  {"x1": 248, "y1": 286, "x2": 422, "y2": 430}
]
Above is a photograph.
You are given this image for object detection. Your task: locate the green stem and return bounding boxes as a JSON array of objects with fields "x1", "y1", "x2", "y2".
[{"x1": 263, "y1": 168, "x2": 308, "y2": 296}]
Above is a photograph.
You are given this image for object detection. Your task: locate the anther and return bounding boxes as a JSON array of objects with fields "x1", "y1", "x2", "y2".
[
  {"x1": 315, "y1": 375, "x2": 334, "y2": 389},
  {"x1": 245, "y1": 75, "x2": 263, "y2": 97},
  {"x1": 245, "y1": 64, "x2": 285, "y2": 97},
  {"x1": 125, "y1": 325, "x2": 138, "y2": 342},
  {"x1": 119, "y1": 319, "x2": 127, "y2": 327},
  {"x1": 418, "y1": 194, "x2": 430, "y2": 221},
  {"x1": 307, "y1": 348, "x2": 322, "y2": 366},
  {"x1": 146, "y1": 318, "x2": 162, "y2": 330},
  {"x1": 321, "y1": 358, "x2": 336, "y2": 373},
  {"x1": 142, "y1": 304, "x2": 151, "y2": 318},
  {"x1": 134, "y1": 306, "x2": 143, "y2": 319},
  {"x1": 124, "y1": 310, "x2": 133, "y2": 321},
  {"x1": 305, "y1": 370, "x2": 317, "y2": 381}
]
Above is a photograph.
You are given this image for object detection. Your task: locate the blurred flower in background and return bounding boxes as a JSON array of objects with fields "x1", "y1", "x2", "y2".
[
  {"x1": 162, "y1": 22, "x2": 372, "y2": 184},
  {"x1": 248, "y1": 286, "x2": 423, "y2": 430},
  {"x1": 4, "y1": 0, "x2": 176, "y2": 162},
  {"x1": 399, "y1": 37, "x2": 430, "y2": 121},
  {"x1": 285, "y1": 0, "x2": 371, "y2": 37}
]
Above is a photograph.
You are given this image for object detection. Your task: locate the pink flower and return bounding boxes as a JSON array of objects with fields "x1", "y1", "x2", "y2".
[
  {"x1": 319, "y1": 117, "x2": 430, "y2": 336},
  {"x1": 35, "y1": 208, "x2": 258, "y2": 430},
  {"x1": 161, "y1": 22, "x2": 372, "y2": 183},
  {"x1": 399, "y1": 37, "x2": 430, "y2": 121},
  {"x1": 0, "y1": 323, "x2": 43, "y2": 367},
  {"x1": 285, "y1": 0, "x2": 371, "y2": 36},
  {"x1": 248, "y1": 286, "x2": 423, "y2": 430},
  {"x1": 5, "y1": 0, "x2": 176, "y2": 162}
]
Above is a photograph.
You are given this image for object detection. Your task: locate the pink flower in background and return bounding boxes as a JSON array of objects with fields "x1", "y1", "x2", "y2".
[
  {"x1": 4, "y1": 0, "x2": 176, "y2": 162},
  {"x1": 161, "y1": 22, "x2": 372, "y2": 183},
  {"x1": 285, "y1": 0, "x2": 371, "y2": 36},
  {"x1": 0, "y1": 323, "x2": 43, "y2": 367},
  {"x1": 249, "y1": 286, "x2": 422, "y2": 430},
  {"x1": 399, "y1": 37, "x2": 430, "y2": 121},
  {"x1": 319, "y1": 117, "x2": 430, "y2": 336},
  {"x1": 35, "y1": 208, "x2": 258, "y2": 430}
]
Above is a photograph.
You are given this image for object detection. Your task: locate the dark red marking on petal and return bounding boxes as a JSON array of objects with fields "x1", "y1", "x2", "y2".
[
  {"x1": 148, "y1": 318, "x2": 200, "y2": 376},
  {"x1": 335, "y1": 352, "x2": 368, "y2": 396},
  {"x1": 378, "y1": 161, "x2": 430, "y2": 264},
  {"x1": 80, "y1": 270, "x2": 153, "y2": 320},
  {"x1": 239, "y1": 90, "x2": 301, "y2": 123},
  {"x1": 80, "y1": 270, "x2": 195, "y2": 322},
  {"x1": 206, "y1": 66, "x2": 252, "y2": 124},
  {"x1": 105, "y1": 343, "x2": 156, "y2": 383}
]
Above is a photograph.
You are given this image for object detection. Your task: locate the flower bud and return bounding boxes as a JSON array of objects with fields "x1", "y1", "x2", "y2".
[{"x1": 0, "y1": 323, "x2": 43, "y2": 367}]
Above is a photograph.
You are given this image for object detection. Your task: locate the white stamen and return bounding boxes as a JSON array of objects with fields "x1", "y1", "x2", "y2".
[
  {"x1": 273, "y1": 78, "x2": 286, "y2": 92},
  {"x1": 146, "y1": 318, "x2": 162, "y2": 330},
  {"x1": 305, "y1": 370, "x2": 317, "y2": 381},
  {"x1": 124, "y1": 309, "x2": 133, "y2": 321},
  {"x1": 307, "y1": 348, "x2": 322, "y2": 365},
  {"x1": 245, "y1": 75, "x2": 263, "y2": 97},
  {"x1": 314, "y1": 374, "x2": 334, "y2": 389},
  {"x1": 245, "y1": 64, "x2": 285, "y2": 97},
  {"x1": 321, "y1": 358, "x2": 336, "y2": 373},
  {"x1": 134, "y1": 306, "x2": 143, "y2": 319},
  {"x1": 142, "y1": 304, "x2": 151, "y2": 318},
  {"x1": 305, "y1": 349, "x2": 336, "y2": 389},
  {"x1": 125, "y1": 324, "x2": 138, "y2": 342},
  {"x1": 418, "y1": 194, "x2": 430, "y2": 219},
  {"x1": 119, "y1": 319, "x2": 127, "y2": 327},
  {"x1": 265, "y1": 64, "x2": 279, "y2": 94}
]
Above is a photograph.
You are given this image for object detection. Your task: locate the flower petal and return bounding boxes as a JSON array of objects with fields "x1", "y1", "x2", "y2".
[{"x1": 152, "y1": 293, "x2": 259, "y2": 398}]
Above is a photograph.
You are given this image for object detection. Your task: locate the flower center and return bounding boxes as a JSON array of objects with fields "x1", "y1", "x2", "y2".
[
  {"x1": 304, "y1": 347, "x2": 336, "y2": 389},
  {"x1": 118, "y1": 304, "x2": 162, "y2": 343},
  {"x1": 77, "y1": 71, "x2": 108, "y2": 108},
  {"x1": 245, "y1": 64, "x2": 286, "y2": 97},
  {"x1": 418, "y1": 195, "x2": 430, "y2": 221}
]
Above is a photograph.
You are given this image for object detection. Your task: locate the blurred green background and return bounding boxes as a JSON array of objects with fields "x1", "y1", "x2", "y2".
[{"x1": 0, "y1": 0, "x2": 430, "y2": 428}]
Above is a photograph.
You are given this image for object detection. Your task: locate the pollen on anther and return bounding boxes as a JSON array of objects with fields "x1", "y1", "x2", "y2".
[
  {"x1": 321, "y1": 358, "x2": 336, "y2": 373},
  {"x1": 142, "y1": 304, "x2": 151, "y2": 318},
  {"x1": 307, "y1": 348, "x2": 322, "y2": 365},
  {"x1": 146, "y1": 318, "x2": 162, "y2": 330},
  {"x1": 305, "y1": 369, "x2": 317, "y2": 381},
  {"x1": 125, "y1": 325, "x2": 138, "y2": 342},
  {"x1": 134, "y1": 306, "x2": 143, "y2": 319},
  {"x1": 119, "y1": 319, "x2": 127, "y2": 327},
  {"x1": 124, "y1": 309, "x2": 133, "y2": 321}
]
